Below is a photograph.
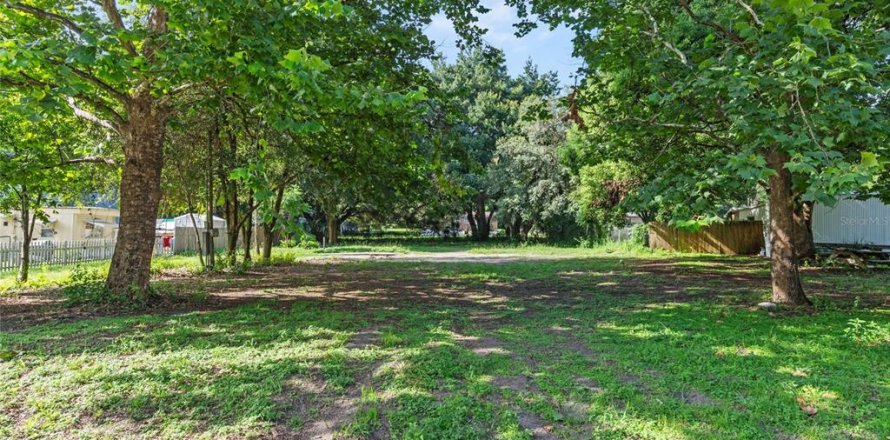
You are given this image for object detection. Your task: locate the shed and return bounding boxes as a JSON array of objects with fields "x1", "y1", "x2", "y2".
[
  {"x1": 171, "y1": 214, "x2": 228, "y2": 254},
  {"x1": 174, "y1": 214, "x2": 226, "y2": 230},
  {"x1": 813, "y1": 197, "x2": 890, "y2": 248}
]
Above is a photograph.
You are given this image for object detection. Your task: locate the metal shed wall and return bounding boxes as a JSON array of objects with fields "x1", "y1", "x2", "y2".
[{"x1": 812, "y1": 197, "x2": 890, "y2": 246}]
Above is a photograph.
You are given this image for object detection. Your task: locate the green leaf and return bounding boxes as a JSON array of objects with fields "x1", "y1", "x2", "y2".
[
  {"x1": 861, "y1": 152, "x2": 879, "y2": 168},
  {"x1": 808, "y1": 17, "x2": 832, "y2": 31}
]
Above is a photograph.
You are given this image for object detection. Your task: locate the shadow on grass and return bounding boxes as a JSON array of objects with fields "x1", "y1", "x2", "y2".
[{"x1": 1, "y1": 254, "x2": 888, "y2": 439}]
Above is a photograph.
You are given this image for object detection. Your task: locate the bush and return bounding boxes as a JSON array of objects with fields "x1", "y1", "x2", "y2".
[
  {"x1": 844, "y1": 319, "x2": 890, "y2": 346},
  {"x1": 61, "y1": 266, "x2": 136, "y2": 306},
  {"x1": 280, "y1": 239, "x2": 297, "y2": 248},
  {"x1": 298, "y1": 235, "x2": 319, "y2": 249},
  {"x1": 630, "y1": 223, "x2": 649, "y2": 246}
]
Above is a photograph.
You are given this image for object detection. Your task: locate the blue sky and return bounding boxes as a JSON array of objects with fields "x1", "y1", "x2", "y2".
[{"x1": 424, "y1": 0, "x2": 582, "y2": 89}]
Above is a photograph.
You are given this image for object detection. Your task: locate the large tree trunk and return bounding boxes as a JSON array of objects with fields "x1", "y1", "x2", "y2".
[
  {"x1": 766, "y1": 150, "x2": 811, "y2": 306},
  {"x1": 326, "y1": 215, "x2": 339, "y2": 246},
  {"x1": 106, "y1": 97, "x2": 167, "y2": 295},
  {"x1": 261, "y1": 224, "x2": 275, "y2": 261},
  {"x1": 512, "y1": 216, "x2": 522, "y2": 241},
  {"x1": 466, "y1": 208, "x2": 478, "y2": 239},
  {"x1": 476, "y1": 195, "x2": 490, "y2": 240},
  {"x1": 793, "y1": 200, "x2": 816, "y2": 261},
  {"x1": 471, "y1": 194, "x2": 490, "y2": 241},
  {"x1": 303, "y1": 210, "x2": 326, "y2": 244}
]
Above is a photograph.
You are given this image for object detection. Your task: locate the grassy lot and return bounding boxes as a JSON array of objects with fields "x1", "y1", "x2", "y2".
[{"x1": 1, "y1": 244, "x2": 888, "y2": 439}]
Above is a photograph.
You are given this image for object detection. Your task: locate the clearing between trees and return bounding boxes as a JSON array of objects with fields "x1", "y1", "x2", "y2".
[{"x1": 1, "y1": 245, "x2": 888, "y2": 439}]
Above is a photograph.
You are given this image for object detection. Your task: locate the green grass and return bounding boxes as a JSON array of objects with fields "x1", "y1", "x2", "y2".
[{"x1": 1, "y1": 245, "x2": 888, "y2": 439}]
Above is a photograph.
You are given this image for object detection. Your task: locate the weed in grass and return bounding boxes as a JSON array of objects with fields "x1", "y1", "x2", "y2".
[{"x1": 844, "y1": 318, "x2": 890, "y2": 346}]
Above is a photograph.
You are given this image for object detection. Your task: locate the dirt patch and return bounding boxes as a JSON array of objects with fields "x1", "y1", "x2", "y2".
[
  {"x1": 347, "y1": 327, "x2": 380, "y2": 350},
  {"x1": 575, "y1": 377, "x2": 603, "y2": 394},
  {"x1": 674, "y1": 389, "x2": 717, "y2": 406},
  {"x1": 558, "y1": 400, "x2": 590, "y2": 423},
  {"x1": 619, "y1": 374, "x2": 641, "y2": 385},
  {"x1": 453, "y1": 334, "x2": 511, "y2": 356},
  {"x1": 518, "y1": 412, "x2": 558, "y2": 440},
  {"x1": 491, "y1": 375, "x2": 539, "y2": 393},
  {"x1": 271, "y1": 361, "x2": 385, "y2": 439}
]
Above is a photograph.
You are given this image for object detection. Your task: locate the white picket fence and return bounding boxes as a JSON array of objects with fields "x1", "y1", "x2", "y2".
[{"x1": 0, "y1": 238, "x2": 173, "y2": 272}]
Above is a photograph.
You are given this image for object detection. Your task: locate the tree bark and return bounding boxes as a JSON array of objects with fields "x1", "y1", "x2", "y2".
[
  {"x1": 466, "y1": 208, "x2": 478, "y2": 239},
  {"x1": 766, "y1": 150, "x2": 811, "y2": 306},
  {"x1": 261, "y1": 223, "x2": 275, "y2": 261},
  {"x1": 793, "y1": 200, "x2": 816, "y2": 261},
  {"x1": 185, "y1": 194, "x2": 205, "y2": 269},
  {"x1": 222, "y1": 120, "x2": 240, "y2": 266},
  {"x1": 511, "y1": 216, "x2": 522, "y2": 241},
  {"x1": 242, "y1": 192, "x2": 254, "y2": 263},
  {"x1": 222, "y1": 181, "x2": 239, "y2": 265},
  {"x1": 261, "y1": 184, "x2": 287, "y2": 262},
  {"x1": 106, "y1": 96, "x2": 167, "y2": 296},
  {"x1": 469, "y1": 194, "x2": 490, "y2": 241},
  {"x1": 16, "y1": 190, "x2": 37, "y2": 284},
  {"x1": 206, "y1": 119, "x2": 217, "y2": 269},
  {"x1": 326, "y1": 214, "x2": 339, "y2": 245},
  {"x1": 476, "y1": 195, "x2": 490, "y2": 240}
]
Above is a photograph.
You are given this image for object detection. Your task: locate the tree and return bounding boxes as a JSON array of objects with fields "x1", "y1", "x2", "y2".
[
  {"x1": 0, "y1": 1, "x2": 341, "y2": 294},
  {"x1": 489, "y1": 95, "x2": 578, "y2": 240},
  {"x1": 0, "y1": 95, "x2": 104, "y2": 282},
  {"x1": 511, "y1": 0, "x2": 889, "y2": 305},
  {"x1": 434, "y1": 52, "x2": 560, "y2": 240},
  {"x1": 2, "y1": 0, "x2": 487, "y2": 295},
  {"x1": 295, "y1": 99, "x2": 431, "y2": 245},
  {"x1": 573, "y1": 160, "x2": 640, "y2": 241}
]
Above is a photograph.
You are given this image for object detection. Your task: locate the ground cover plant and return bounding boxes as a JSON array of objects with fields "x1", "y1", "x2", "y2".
[{"x1": 1, "y1": 244, "x2": 888, "y2": 439}]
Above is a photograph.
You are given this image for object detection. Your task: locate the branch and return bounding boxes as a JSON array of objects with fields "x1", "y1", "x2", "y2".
[
  {"x1": 678, "y1": 0, "x2": 752, "y2": 53},
  {"x1": 47, "y1": 58, "x2": 130, "y2": 104},
  {"x1": 100, "y1": 0, "x2": 139, "y2": 57},
  {"x1": 794, "y1": 89, "x2": 824, "y2": 152},
  {"x1": 0, "y1": 75, "x2": 45, "y2": 89},
  {"x1": 142, "y1": 6, "x2": 168, "y2": 61},
  {"x1": 640, "y1": 7, "x2": 691, "y2": 67},
  {"x1": 620, "y1": 116, "x2": 735, "y2": 147},
  {"x1": 336, "y1": 207, "x2": 354, "y2": 223},
  {"x1": 3, "y1": 73, "x2": 125, "y2": 125},
  {"x1": 158, "y1": 82, "x2": 199, "y2": 106},
  {"x1": 66, "y1": 97, "x2": 119, "y2": 133},
  {"x1": 55, "y1": 156, "x2": 118, "y2": 167},
  {"x1": 28, "y1": 193, "x2": 44, "y2": 239},
  {"x1": 4, "y1": 1, "x2": 83, "y2": 34},
  {"x1": 736, "y1": 0, "x2": 762, "y2": 27}
]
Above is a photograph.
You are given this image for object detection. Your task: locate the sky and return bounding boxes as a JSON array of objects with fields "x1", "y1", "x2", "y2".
[{"x1": 424, "y1": 0, "x2": 582, "y2": 89}]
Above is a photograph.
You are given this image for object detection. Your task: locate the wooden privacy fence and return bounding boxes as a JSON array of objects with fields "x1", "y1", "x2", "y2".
[
  {"x1": 0, "y1": 238, "x2": 173, "y2": 272},
  {"x1": 648, "y1": 221, "x2": 765, "y2": 255}
]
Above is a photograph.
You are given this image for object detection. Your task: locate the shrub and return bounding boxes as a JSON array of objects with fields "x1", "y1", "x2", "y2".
[
  {"x1": 298, "y1": 235, "x2": 319, "y2": 249},
  {"x1": 630, "y1": 223, "x2": 649, "y2": 246},
  {"x1": 844, "y1": 319, "x2": 890, "y2": 346},
  {"x1": 61, "y1": 266, "x2": 136, "y2": 306}
]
